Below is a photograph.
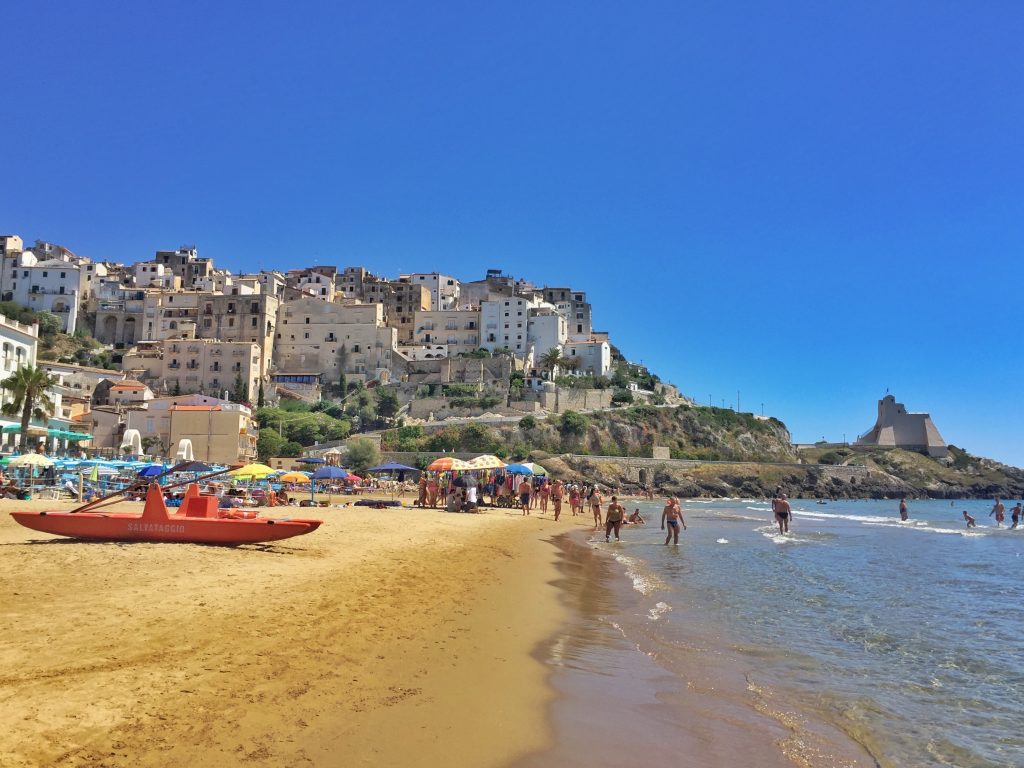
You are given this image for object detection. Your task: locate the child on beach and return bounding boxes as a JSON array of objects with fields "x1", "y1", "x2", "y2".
[
  {"x1": 963, "y1": 510, "x2": 976, "y2": 528},
  {"x1": 661, "y1": 498, "x2": 686, "y2": 544}
]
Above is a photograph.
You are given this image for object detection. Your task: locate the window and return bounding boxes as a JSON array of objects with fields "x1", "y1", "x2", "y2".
[
  {"x1": 228, "y1": 318, "x2": 234, "y2": 327},
  {"x1": 305, "y1": 317, "x2": 310, "y2": 324},
  {"x1": 304, "y1": 332, "x2": 309, "y2": 339},
  {"x1": 250, "y1": 317, "x2": 257, "y2": 327},
  {"x1": 577, "y1": 324, "x2": 583, "y2": 333},
  {"x1": 60, "y1": 272, "x2": 66, "y2": 278},
  {"x1": 251, "y1": 302, "x2": 258, "y2": 313}
]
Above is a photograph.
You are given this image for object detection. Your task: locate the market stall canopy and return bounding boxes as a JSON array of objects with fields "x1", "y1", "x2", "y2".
[
  {"x1": 466, "y1": 455, "x2": 505, "y2": 470},
  {"x1": 523, "y1": 462, "x2": 548, "y2": 476},
  {"x1": 427, "y1": 457, "x2": 471, "y2": 471}
]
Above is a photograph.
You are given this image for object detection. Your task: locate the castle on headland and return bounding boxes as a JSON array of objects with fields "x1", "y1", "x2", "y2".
[{"x1": 855, "y1": 394, "x2": 948, "y2": 458}]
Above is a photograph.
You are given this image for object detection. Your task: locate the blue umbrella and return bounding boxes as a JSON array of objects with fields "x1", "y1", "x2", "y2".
[
  {"x1": 311, "y1": 466, "x2": 349, "y2": 480},
  {"x1": 137, "y1": 465, "x2": 165, "y2": 478},
  {"x1": 366, "y1": 463, "x2": 419, "y2": 473},
  {"x1": 297, "y1": 457, "x2": 326, "y2": 464},
  {"x1": 504, "y1": 463, "x2": 533, "y2": 475}
]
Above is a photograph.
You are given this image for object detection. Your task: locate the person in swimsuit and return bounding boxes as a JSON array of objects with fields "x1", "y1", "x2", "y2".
[
  {"x1": 550, "y1": 479, "x2": 563, "y2": 521},
  {"x1": 774, "y1": 493, "x2": 792, "y2": 534},
  {"x1": 417, "y1": 476, "x2": 428, "y2": 507},
  {"x1": 538, "y1": 479, "x2": 550, "y2": 513},
  {"x1": 899, "y1": 497, "x2": 908, "y2": 521},
  {"x1": 963, "y1": 510, "x2": 977, "y2": 529},
  {"x1": 569, "y1": 485, "x2": 581, "y2": 516},
  {"x1": 990, "y1": 497, "x2": 1005, "y2": 527},
  {"x1": 1011, "y1": 502, "x2": 1022, "y2": 529},
  {"x1": 628, "y1": 508, "x2": 645, "y2": 524},
  {"x1": 661, "y1": 498, "x2": 686, "y2": 544},
  {"x1": 589, "y1": 488, "x2": 604, "y2": 530},
  {"x1": 519, "y1": 478, "x2": 532, "y2": 516},
  {"x1": 605, "y1": 496, "x2": 625, "y2": 542}
]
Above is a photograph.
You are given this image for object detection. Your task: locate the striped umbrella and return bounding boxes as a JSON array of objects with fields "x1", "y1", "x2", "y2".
[{"x1": 427, "y1": 457, "x2": 471, "y2": 471}]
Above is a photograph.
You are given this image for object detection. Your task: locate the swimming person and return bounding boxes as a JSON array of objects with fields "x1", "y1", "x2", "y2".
[
  {"x1": 899, "y1": 497, "x2": 908, "y2": 521},
  {"x1": 963, "y1": 510, "x2": 977, "y2": 528},
  {"x1": 775, "y1": 493, "x2": 792, "y2": 534},
  {"x1": 1010, "y1": 502, "x2": 1021, "y2": 529},
  {"x1": 661, "y1": 498, "x2": 686, "y2": 545},
  {"x1": 990, "y1": 497, "x2": 1005, "y2": 526},
  {"x1": 605, "y1": 496, "x2": 625, "y2": 542}
]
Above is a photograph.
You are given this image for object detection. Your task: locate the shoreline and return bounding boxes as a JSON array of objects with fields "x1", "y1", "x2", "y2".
[
  {"x1": 513, "y1": 523, "x2": 878, "y2": 768},
  {"x1": 0, "y1": 498, "x2": 565, "y2": 768}
]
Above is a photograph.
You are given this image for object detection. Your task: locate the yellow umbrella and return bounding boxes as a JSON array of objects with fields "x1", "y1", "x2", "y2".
[
  {"x1": 467, "y1": 454, "x2": 505, "y2": 470},
  {"x1": 229, "y1": 463, "x2": 276, "y2": 479},
  {"x1": 278, "y1": 472, "x2": 311, "y2": 484},
  {"x1": 8, "y1": 453, "x2": 54, "y2": 467}
]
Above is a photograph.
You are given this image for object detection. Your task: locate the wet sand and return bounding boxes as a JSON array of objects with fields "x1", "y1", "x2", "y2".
[{"x1": 0, "y1": 497, "x2": 563, "y2": 768}]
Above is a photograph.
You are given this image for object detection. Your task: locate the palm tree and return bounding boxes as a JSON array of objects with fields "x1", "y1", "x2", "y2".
[
  {"x1": 539, "y1": 347, "x2": 565, "y2": 379},
  {"x1": 1, "y1": 364, "x2": 57, "y2": 452}
]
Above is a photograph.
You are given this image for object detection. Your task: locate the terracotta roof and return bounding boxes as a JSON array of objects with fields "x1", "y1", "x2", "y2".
[
  {"x1": 110, "y1": 380, "x2": 147, "y2": 391},
  {"x1": 171, "y1": 405, "x2": 222, "y2": 412}
]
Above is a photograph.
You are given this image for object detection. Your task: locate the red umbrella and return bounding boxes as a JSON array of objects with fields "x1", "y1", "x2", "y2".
[{"x1": 345, "y1": 474, "x2": 363, "y2": 484}]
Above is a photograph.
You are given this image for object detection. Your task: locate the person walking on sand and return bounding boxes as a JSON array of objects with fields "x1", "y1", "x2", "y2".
[
  {"x1": 417, "y1": 475, "x2": 428, "y2": 508},
  {"x1": 775, "y1": 493, "x2": 792, "y2": 535},
  {"x1": 963, "y1": 510, "x2": 977, "y2": 529},
  {"x1": 569, "y1": 484, "x2": 581, "y2": 516},
  {"x1": 605, "y1": 496, "x2": 625, "y2": 542},
  {"x1": 551, "y1": 479, "x2": 563, "y2": 521},
  {"x1": 899, "y1": 496, "x2": 908, "y2": 521},
  {"x1": 990, "y1": 497, "x2": 1005, "y2": 527},
  {"x1": 662, "y1": 498, "x2": 686, "y2": 545},
  {"x1": 589, "y1": 487, "x2": 604, "y2": 530},
  {"x1": 519, "y1": 478, "x2": 533, "y2": 516},
  {"x1": 538, "y1": 478, "x2": 550, "y2": 513}
]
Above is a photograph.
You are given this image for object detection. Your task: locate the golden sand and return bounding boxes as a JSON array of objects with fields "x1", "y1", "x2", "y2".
[{"x1": 0, "y1": 497, "x2": 566, "y2": 767}]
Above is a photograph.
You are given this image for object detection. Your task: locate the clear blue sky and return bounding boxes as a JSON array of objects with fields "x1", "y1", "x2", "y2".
[{"x1": 3, "y1": 2, "x2": 1023, "y2": 464}]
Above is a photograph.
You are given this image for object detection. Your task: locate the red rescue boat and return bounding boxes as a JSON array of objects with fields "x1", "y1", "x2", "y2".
[{"x1": 10, "y1": 482, "x2": 322, "y2": 545}]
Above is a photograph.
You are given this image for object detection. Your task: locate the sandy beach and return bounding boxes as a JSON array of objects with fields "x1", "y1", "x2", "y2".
[{"x1": 0, "y1": 496, "x2": 565, "y2": 768}]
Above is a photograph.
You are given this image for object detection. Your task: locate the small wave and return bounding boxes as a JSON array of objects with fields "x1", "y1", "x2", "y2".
[
  {"x1": 793, "y1": 510, "x2": 891, "y2": 523},
  {"x1": 648, "y1": 601, "x2": 672, "y2": 621},
  {"x1": 615, "y1": 553, "x2": 669, "y2": 596},
  {"x1": 716, "y1": 538, "x2": 729, "y2": 544},
  {"x1": 862, "y1": 521, "x2": 989, "y2": 537}
]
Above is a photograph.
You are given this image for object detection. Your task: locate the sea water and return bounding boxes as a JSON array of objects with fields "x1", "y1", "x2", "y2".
[{"x1": 528, "y1": 498, "x2": 1024, "y2": 768}]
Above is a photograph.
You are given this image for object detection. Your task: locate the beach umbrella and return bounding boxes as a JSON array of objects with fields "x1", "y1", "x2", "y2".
[
  {"x1": 427, "y1": 457, "x2": 471, "y2": 471},
  {"x1": 523, "y1": 462, "x2": 548, "y2": 476},
  {"x1": 8, "y1": 453, "x2": 54, "y2": 468},
  {"x1": 137, "y1": 465, "x2": 165, "y2": 478},
  {"x1": 466, "y1": 454, "x2": 505, "y2": 470},
  {"x1": 171, "y1": 461, "x2": 214, "y2": 474},
  {"x1": 229, "y1": 463, "x2": 277, "y2": 479},
  {"x1": 504, "y1": 463, "x2": 533, "y2": 475},
  {"x1": 279, "y1": 471, "x2": 311, "y2": 483},
  {"x1": 366, "y1": 462, "x2": 419, "y2": 473},
  {"x1": 345, "y1": 474, "x2": 363, "y2": 484},
  {"x1": 296, "y1": 457, "x2": 326, "y2": 464},
  {"x1": 311, "y1": 465, "x2": 349, "y2": 480}
]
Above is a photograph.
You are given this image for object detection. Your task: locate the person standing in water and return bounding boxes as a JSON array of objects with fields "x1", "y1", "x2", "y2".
[
  {"x1": 605, "y1": 496, "x2": 625, "y2": 542},
  {"x1": 661, "y1": 497, "x2": 686, "y2": 545},
  {"x1": 589, "y1": 487, "x2": 604, "y2": 530},
  {"x1": 899, "y1": 497, "x2": 909, "y2": 521},
  {"x1": 774, "y1": 493, "x2": 792, "y2": 535},
  {"x1": 1010, "y1": 501, "x2": 1022, "y2": 530},
  {"x1": 963, "y1": 510, "x2": 977, "y2": 528},
  {"x1": 990, "y1": 497, "x2": 1005, "y2": 527}
]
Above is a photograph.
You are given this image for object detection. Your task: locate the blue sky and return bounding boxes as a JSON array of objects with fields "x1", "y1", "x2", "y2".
[{"x1": 3, "y1": 2, "x2": 1023, "y2": 464}]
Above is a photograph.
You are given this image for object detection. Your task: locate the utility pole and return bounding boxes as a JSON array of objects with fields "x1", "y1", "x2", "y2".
[{"x1": 761, "y1": 402, "x2": 764, "y2": 416}]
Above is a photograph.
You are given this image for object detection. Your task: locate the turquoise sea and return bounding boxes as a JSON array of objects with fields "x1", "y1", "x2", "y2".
[{"x1": 520, "y1": 498, "x2": 1024, "y2": 768}]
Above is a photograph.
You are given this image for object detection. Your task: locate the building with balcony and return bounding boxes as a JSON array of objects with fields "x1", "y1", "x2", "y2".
[
  {"x1": 274, "y1": 298, "x2": 396, "y2": 384},
  {"x1": 122, "y1": 338, "x2": 262, "y2": 401},
  {"x1": 411, "y1": 309, "x2": 480, "y2": 354},
  {"x1": 0, "y1": 255, "x2": 81, "y2": 332},
  {"x1": 401, "y1": 273, "x2": 460, "y2": 310},
  {"x1": 154, "y1": 246, "x2": 214, "y2": 288},
  {"x1": 124, "y1": 395, "x2": 258, "y2": 464}
]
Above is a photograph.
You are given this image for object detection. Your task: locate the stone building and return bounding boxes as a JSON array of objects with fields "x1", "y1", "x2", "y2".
[
  {"x1": 855, "y1": 394, "x2": 948, "y2": 458},
  {"x1": 274, "y1": 297, "x2": 396, "y2": 384},
  {"x1": 124, "y1": 395, "x2": 258, "y2": 464},
  {"x1": 122, "y1": 338, "x2": 262, "y2": 401}
]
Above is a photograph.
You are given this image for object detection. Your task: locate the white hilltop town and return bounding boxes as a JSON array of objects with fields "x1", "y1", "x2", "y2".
[
  {"x1": 0, "y1": 235, "x2": 961, "y2": 470},
  {"x1": 0, "y1": 236, "x2": 684, "y2": 464}
]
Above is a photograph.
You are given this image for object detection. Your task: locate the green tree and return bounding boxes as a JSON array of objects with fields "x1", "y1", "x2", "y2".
[
  {"x1": 345, "y1": 438, "x2": 381, "y2": 474},
  {"x1": 256, "y1": 429, "x2": 284, "y2": 461},
  {"x1": 257, "y1": 380, "x2": 265, "y2": 407},
  {"x1": 559, "y1": 410, "x2": 588, "y2": 437},
  {"x1": 36, "y1": 311, "x2": 62, "y2": 338},
  {"x1": 519, "y1": 414, "x2": 537, "y2": 431},
  {"x1": 0, "y1": 364, "x2": 57, "y2": 451},
  {"x1": 230, "y1": 374, "x2": 248, "y2": 403},
  {"x1": 375, "y1": 387, "x2": 400, "y2": 420},
  {"x1": 539, "y1": 347, "x2": 564, "y2": 378}
]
